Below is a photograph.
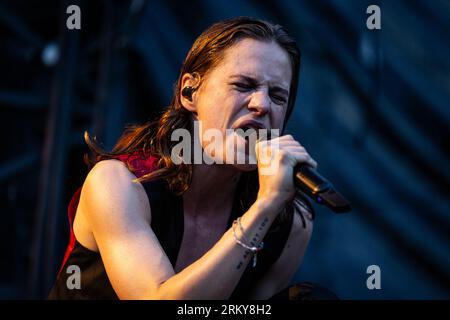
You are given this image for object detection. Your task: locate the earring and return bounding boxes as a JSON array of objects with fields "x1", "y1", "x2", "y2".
[{"x1": 182, "y1": 86, "x2": 194, "y2": 101}]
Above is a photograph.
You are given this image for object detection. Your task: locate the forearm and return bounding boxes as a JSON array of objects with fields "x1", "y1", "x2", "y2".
[{"x1": 154, "y1": 197, "x2": 280, "y2": 300}]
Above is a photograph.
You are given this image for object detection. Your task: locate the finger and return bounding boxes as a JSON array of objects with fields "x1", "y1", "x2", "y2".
[
  {"x1": 277, "y1": 135, "x2": 297, "y2": 142},
  {"x1": 278, "y1": 141, "x2": 303, "y2": 148},
  {"x1": 290, "y1": 151, "x2": 318, "y2": 168},
  {"x1": 277, "y1": 145, "x2": 307, "y2": 156}
]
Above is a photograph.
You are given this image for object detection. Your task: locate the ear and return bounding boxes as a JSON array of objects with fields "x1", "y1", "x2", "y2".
[{"x1": 180, "y1": 73, "x2": 200, "y2": 114}]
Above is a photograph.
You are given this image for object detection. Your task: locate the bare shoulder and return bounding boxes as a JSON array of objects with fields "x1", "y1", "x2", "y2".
[
  {"x1": 87, "y1": 158, "x2": 136, "y2": 181},
  {"x1": 78, "y1": 159, "x2": 152, "y2": 231},
  {"x1": 73, "y1": 160, "x2": 174, "y2": 298}
]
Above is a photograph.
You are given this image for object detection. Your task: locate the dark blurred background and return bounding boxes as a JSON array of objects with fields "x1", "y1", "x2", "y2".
[{"x1": 0, "y1": 0, "x2": 449, "y2": 299}]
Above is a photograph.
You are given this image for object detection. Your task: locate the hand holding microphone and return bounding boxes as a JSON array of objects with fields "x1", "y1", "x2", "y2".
[{"x1": 255, "y1": 134, "x2": 351, "y2": 214}]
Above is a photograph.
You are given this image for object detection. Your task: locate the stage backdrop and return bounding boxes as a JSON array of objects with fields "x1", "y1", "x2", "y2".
[{"x1": 0, "y1": 0, "x2": 448, "y2": 299}]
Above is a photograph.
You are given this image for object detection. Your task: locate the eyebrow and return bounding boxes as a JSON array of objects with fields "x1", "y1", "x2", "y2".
[{"x1": 229, "y1": 75, "x2": 289, "y2": 96}]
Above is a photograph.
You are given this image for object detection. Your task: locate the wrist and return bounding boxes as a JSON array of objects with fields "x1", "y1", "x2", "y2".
[
  {"x1": 254, "y1": 194, "x2": 286, "y2": 217},
  {"x1": 257, "y1": 189, "x2": 292, "y2": 205}
]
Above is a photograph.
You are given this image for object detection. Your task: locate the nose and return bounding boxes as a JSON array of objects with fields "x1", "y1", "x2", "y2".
[{"x1": 247, "y1": 89, "x2": 270, "y2": 116}]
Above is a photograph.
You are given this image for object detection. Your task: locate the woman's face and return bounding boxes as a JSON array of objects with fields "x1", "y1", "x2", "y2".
[{"x1": 186, "y1": 38, "x2": 292, "y2": 169}]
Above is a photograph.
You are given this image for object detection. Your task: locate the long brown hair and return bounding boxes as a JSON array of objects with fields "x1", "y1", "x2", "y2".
[{"x1": 84, "y1": 16, "x2": 301, "y2": 200}]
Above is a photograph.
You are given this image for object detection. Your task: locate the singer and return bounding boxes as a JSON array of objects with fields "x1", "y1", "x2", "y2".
[{"x1": 48, "y1": 17, "x2": 336, "y2": 300}]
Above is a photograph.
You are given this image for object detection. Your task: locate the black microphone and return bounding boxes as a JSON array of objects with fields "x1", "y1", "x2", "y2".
[
  {"x1": 253, "y1": 129, "x2": 351, "y2": 213},
  {"x1": 294, "y1": 164, "x2": 351, "y2": 213}
]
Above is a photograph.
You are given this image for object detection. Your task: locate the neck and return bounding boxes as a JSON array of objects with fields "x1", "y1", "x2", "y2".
[{"x1": 182, "y1": 164, "x2": 242, "y2": 217}]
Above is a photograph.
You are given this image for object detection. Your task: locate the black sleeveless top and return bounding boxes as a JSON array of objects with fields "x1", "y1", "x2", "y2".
[{"x1": 48, "y1": 176, "x2": 307, "y2": 300}]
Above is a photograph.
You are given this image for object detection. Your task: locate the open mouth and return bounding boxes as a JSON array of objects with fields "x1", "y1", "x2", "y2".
[
  {"x1": 235, "y1": 125, "x2": 259, "y2": 142},
  {"x1": 233, "y1": 119, "x2": 266, "y2": 141}
]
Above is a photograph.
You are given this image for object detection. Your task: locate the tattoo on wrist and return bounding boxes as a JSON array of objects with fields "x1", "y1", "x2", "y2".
[
  {"x1": 236, "y1": 250, "x2": 251, "y2": 270},
  {"x1": 258, "y1": 217, "x2": 269, "y2": 231},
  {"x1": 235, "y1": 218, "x2": 268, "y2": 270}
]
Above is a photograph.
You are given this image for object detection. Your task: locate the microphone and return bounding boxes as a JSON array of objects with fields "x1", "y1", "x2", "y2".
[
  {"x1": 253, "y1": 129, "x2": 351, "y2": 213},
  {"x1": 294, "y1": 165, "x2": 351, "y2": 213}
]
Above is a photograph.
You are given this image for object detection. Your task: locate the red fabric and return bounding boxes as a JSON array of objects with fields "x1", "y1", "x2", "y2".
[
  {"x1": 113, "y1": 152, "x2": 159, "y2": 179},
  {"x1": 57, "y1": 186, "x2": 82, "y2": 278},
  {"x1": 56, "y1": 152, "x2": 159, "y2": 278}
]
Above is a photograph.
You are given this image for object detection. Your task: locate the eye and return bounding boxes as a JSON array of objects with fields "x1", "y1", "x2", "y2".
[
  {"x1": 270, "y1": 94, "x2": 287, "y2": 105},
  {"x1": 233, "y1": 82, "x2": 253, "y2": 91}
]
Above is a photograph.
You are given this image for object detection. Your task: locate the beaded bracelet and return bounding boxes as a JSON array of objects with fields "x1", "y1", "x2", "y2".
[{"x1": 232, "y1": 217, "x2": 264, "y2": 267}]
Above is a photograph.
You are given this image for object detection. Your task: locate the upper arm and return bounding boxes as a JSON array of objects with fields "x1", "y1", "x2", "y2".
[
  {"x1": 246, "y1": 198, "x2": 314, "y2": 299},
  {"x1": 78, "y1": 159, "x2": 175, "y2": 299}
]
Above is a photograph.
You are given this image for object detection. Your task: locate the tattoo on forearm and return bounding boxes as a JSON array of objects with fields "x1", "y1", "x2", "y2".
[
  {"x1": 236, "y1": 250, "x2": 251, "y2": 270},
  {"x1": 235, "y1": 219, "x2": 268, "y2": 270},
  {"x1": 258, "y1": 217, "x2": 269, "y2": 231}
]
